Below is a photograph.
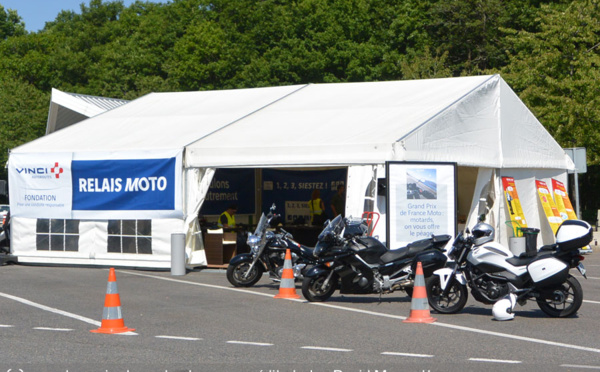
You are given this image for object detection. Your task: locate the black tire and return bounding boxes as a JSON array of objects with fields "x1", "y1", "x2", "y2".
[
  {"x1": 537, "y1": 275, "x2": 583, "y2": 318},
  {"x1": 426, "y1": 275, "x2": 468, "y2": 314},
  {"x1": 226, "y1": 260, "x2": 264, "y2": 287},
  {"x1": 302, "y1": 273, "x2": 337, "y2": 302}
]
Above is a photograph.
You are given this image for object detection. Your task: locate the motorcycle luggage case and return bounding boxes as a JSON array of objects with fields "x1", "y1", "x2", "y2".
[
  {"x1": 555, "y1": 220, "x2": 593, "y2": 251},
  {"x1": 354, "y1": 236, "x2": 387, "y2": 264},
  {"x1": 528, "y1": 257, "x2": 568, "y2": 288}
]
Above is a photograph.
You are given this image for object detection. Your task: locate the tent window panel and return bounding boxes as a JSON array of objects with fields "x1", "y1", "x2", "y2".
[
  {"x1": 107, "y1": 220, "x2": 152, "y2": 255},
  {"x1": 107, "y1": 236, "x2": 122, "y2": 253},
  {"x1": 122, "y1": 237, "x2": 137, "y2": 254},
  {"x1": 137, "y1": 237, "x2": 152, "y2": 254},
  {"x1": 37, "y1": 219, "x2": 49, "y2": 233},
  {"x1": 35, "y1": 219, "x2": 80, "y2": 252},
  {"x1": 37, "y1": 235, "x2": 50, "y2": 250},
  {"x1": 50, "y1": 235, "x2": 64, "y2": 251}
]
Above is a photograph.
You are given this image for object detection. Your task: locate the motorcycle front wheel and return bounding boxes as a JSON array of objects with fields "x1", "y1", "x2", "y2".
[
  {"x1": 426, "y1": 275, "x2": 468, "y2": 314},
  {"x1": 537, "y1": 275, "x2": 583, "y2": 318},
  {"x1": 302, "y1": 273, "x2": 337, "y2": 302},
  {"x1": 227, "y1": 260, "x2": 264, "y2": 287}
]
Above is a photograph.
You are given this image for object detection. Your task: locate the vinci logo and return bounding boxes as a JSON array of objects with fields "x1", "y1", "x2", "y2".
[{"x1": 16, "y1": 162, "x2": 64, "y2": 179}]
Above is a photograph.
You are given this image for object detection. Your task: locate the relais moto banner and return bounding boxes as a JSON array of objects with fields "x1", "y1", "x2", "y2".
[
  {"x1": 386, "y1": 161, "x2": 457, "y2": 249},
  {"x1": 9, "y1": 150, "x2": 183, "y2": 219}
]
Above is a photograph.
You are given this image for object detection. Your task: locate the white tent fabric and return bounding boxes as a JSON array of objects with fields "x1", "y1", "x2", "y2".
[
  {"x1": 9, "y1": 74, "x2": 575, "y2": 268},
  {"x1": 46, "y1": 88, "x2": 129, "y2": 134}
]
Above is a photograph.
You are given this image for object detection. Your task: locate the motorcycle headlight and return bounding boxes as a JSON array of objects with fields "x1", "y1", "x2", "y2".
[{"x1": 247, "y1": 234, "x2": 261, "y2": 247}]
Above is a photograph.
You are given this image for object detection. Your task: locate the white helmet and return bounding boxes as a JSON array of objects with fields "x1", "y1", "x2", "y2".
[{"x1": 492, "y1": 293, "x2": 517, "y2": 321}]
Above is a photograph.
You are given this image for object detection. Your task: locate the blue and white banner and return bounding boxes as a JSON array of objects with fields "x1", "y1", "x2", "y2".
[
  {"x1": 9, "y1": 152, "x2": 74, "y2": 219},
  {"x1": 9, "y1": 150, "x2": 183, "y2": 219}
]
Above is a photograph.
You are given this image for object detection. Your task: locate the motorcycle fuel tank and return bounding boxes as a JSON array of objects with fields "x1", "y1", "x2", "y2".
[
  {"x1": 353, "y1": 236, "x2": 387, "y2": 264},
  {"x1": 468, "y1": 242, "x2": 528, "y2": 276}
]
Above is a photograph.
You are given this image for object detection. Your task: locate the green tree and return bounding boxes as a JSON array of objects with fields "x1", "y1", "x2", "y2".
[
  {"x1": 0, "y1": 5, "x2": 25, "y2": 39},
  {"x1": 501, "y1": 0, "x2": 600, "y2": 164}
]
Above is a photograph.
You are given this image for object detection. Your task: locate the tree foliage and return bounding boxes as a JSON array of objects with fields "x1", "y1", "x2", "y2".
[{"x1": 0, "y1": 0, "x2": 599, "y2": 213}]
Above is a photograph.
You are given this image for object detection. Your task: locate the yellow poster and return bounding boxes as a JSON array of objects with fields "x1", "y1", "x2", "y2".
[
  {"x1": 536, "y1": 180, "x2": 563, "y2": 234},
  {"x1": 502, "y1": 177, "x2": 527, "y2": 235},
  {"x1": 551, "y1": 179, "x2": 577, "y2": 220}
]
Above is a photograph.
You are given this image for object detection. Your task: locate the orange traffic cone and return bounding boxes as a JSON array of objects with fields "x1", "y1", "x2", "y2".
[
  {"x1": 274, "y1": 248, "x2": 301, "y2": 299},
  {"x1": 91, "y1": 268, "x2": 136, "y2": 334},
  {"x1": 403, "y1": 261, "x2": 436, "y2": 324}
]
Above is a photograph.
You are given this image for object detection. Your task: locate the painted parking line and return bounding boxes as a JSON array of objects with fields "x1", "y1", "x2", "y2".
[
  {"x1": 469, "y1": 358, "x2": 522, "y2": 364},
  {"x1": 33, "y1": 327, "x2": 73, "y2": 332},
  {"x1": 584, "y1": 300, "x2": 600, "y2": 305},
  {"x1": 560, "y1": 365, "x2": 600, "y2": 370},
  {"x1": 381, "y1": 352, "x2": 434, "y2": 358},
  {"x1": 0, "y1": 324, "x2": 14, "y2": 328},
  {"x1": 121, "y1": 270, "x2": 600, "y2": 355},
  {"x1": 156, "y1": 335, "x2": 202, "y2": 341},
  {"x1": 227, "y1": 340, "x2": 274, "y2": 346},
  {"x1": 0, "y1": 291, "x2": 139, "y2": 336},
  {"x1": 301, "y1": 346, "x2": 353, "y2": 352}
]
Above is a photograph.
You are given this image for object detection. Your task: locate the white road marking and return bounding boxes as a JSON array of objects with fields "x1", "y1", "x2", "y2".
[
  {"x1": 120, "y1": 270, "x2": 600, "y2": 354},
  {"x1": 584, "y1": 300, "x2": 600, "y2": 304},
  {"x1": 381, "y1": 352, "x2": 434, "y2": 358},
  {"x1": 156, "y1": 335, "x2": 201, "y2": 341},
  {"x1": 469, "y1": 358, "x2": 522, "y2": 364},
  {"x1": 227, "y1": 341, "x2": 273, "y2": 346},
  {"x1": 301, "y1": 346, "x2": 352, "y2": 352},
  {"x1": 0, "y1": 291, "x2": 139, "y2": 335},
  {"x1": 0, "y1": 324, "x2": 14, "y2": 328},
  {"x1": 560, "y1": 365, "x2": 600, "y2": 370},
  {"x1": 33, "y1": 327, "x2": 73, "y2": 332}
]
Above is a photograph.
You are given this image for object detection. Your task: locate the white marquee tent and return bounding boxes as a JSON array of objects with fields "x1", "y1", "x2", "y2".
[{"x1": 7, "y1": 74, "x2": 574, "y2": 268}]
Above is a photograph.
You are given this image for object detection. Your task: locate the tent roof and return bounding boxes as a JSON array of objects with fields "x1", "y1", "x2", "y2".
[
  {"x1": 45, "y1": 88, "x2": 129, "y2": 134},
  {"x1": 14, "y1": 75, "x2": 573, "y2": 170}
]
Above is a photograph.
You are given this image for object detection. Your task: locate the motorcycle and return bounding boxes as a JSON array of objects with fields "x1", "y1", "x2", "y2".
[
  {"x1": 428, "y1": 219, "x2": 592, "y2": 320},
  {"x1": 226, "y1": 204, "x2": 368, "y2": 287},
  {"x1": 302, "y1": 214, "x2": 451, "y2": 302},
  {"x1": 0, "y1": 212, "x2": 10, "y2": 254}
]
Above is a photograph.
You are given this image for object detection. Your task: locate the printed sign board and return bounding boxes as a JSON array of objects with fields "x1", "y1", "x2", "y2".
[
  {"x1": 200, "y1": 168, "x2": 256, "y2": 215},
  {"x1": 386, "y1": 162, "x2": 457, "y2": 249},
  {"x1": 501, "y1": 177, "x2": 528, "y2": 235},
  {"x1": 9, "y1": 150, "x2": 182, "y2": 219},
  {"x1": 535, "y1": 180, "x2": 562, "y2": 234}
]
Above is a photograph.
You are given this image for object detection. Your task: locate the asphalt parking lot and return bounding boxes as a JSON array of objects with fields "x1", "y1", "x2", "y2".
[{"x1": 1, "y1": 242, "x2": 599, "y2": 372}]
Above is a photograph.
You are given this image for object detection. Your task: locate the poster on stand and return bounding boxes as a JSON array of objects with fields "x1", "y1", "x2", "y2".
[
  {"x1": 551, "y1": 179, "x2": 577, "y2": 220},
  {"x1": 535, "y1": 180, "x2": 562, "y2": 235},
  {"x1": 501, "y1": 177, "x2": 528, "y2": 235},
  {"x1": 386, "y1": 162, "x2": 456, "y2": 249}
]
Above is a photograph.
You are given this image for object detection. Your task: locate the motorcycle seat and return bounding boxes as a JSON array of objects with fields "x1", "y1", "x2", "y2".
[
  {"x1": 379, "y1": 239, "x2": 433, "y2": 264},
  {"x1": 505, "y1": 250, "x2": 553, "y2": 267}
]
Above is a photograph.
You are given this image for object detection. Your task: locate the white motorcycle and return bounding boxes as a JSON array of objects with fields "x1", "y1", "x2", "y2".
[{"x1": 427, "y1": 219, "x2": 591, "y2": 320}]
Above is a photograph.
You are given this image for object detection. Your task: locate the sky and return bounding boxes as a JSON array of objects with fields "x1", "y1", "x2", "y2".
[{"x1": 1, "y1": 0, "x2": 162, "y2": 32}]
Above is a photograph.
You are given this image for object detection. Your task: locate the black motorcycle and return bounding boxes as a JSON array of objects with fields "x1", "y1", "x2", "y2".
[{"x1": 302, "y1": 215, "x2": 450, "y2": 302}]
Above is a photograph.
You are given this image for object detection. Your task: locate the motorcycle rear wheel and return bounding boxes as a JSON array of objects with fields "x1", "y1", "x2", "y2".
[
  {"x1": 302, "y1": 274, "x2": 337, "y2": 302},
  {"x1": 226, "y1": 261, "x2": 264, "y2": 287},
  {"x1": 536, "y1": 275, "x2": 583, "y2": 318},
  {"x1": 426, "y1": 275, "x2": 468, "y2": 314}
]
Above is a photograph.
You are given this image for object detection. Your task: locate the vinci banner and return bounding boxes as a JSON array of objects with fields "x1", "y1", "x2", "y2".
[
  {"x1": 9, "y1": 152, "x2": 74, "y2": 219},
  {"x1": 552, "y1": 179, "x2": 577, "y2": 220},
  {"x1": 9, "y1": 151, "x2": 182, "y2": 219},
  {"x1": 501, "y1": 177, "x2": 528, "y2": 234},
  {"x1": 535, "y1": 180, "x2": 563, "y2": 234}
]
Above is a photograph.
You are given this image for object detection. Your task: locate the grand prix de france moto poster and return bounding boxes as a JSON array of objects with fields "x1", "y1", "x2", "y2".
[{"x1": 386, "y1": 161, "x2": 457, "y2": 249}]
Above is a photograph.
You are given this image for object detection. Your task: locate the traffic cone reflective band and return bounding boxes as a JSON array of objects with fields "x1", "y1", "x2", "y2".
[
  {"x1": 91, "y1": 268, "x2": 135, "y2": 334},
  {"x1": 274, "y1": 248, "x2": 301, "y2": 299},
  {"x1": 403, "y1": 261, "x2": 436, "y2": 324}
]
